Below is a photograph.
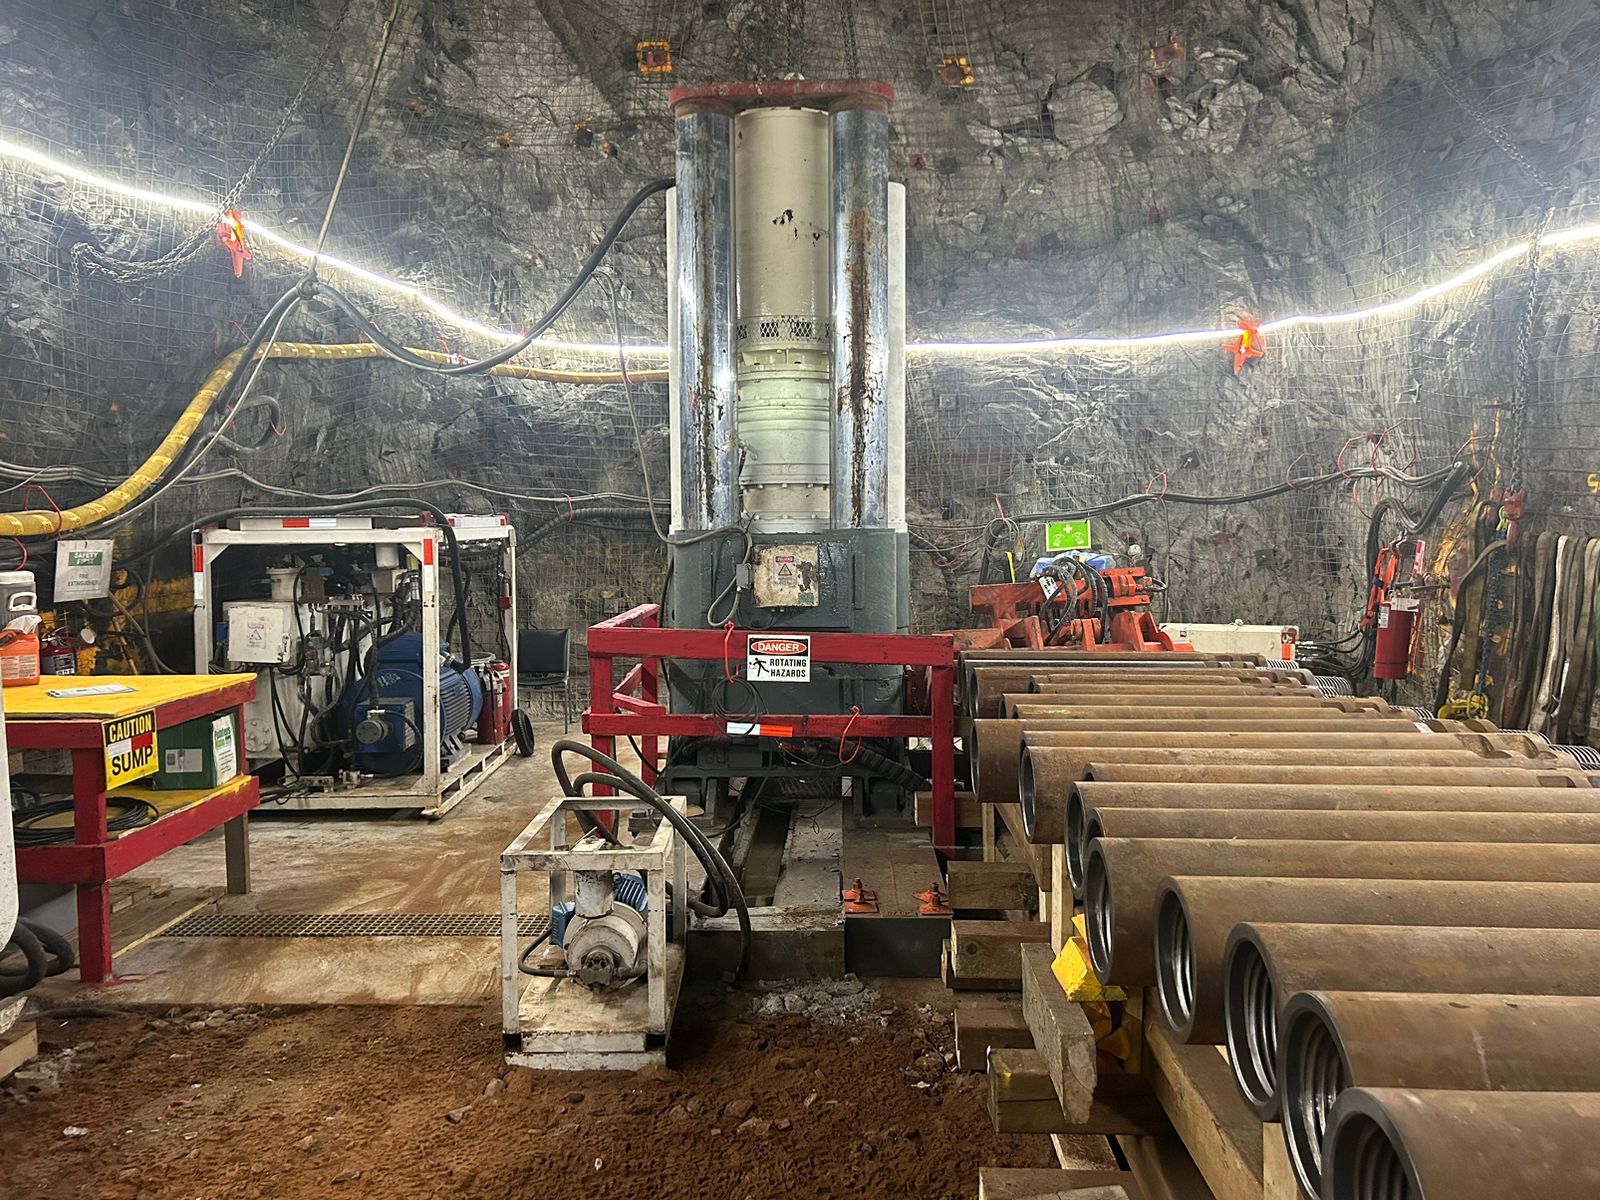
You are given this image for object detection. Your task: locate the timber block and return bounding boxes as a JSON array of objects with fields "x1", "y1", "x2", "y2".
[
  {"x1": 954, "y1": 995, "x2": 1032, "y2": 1070},
  {"x1": 0, "y1": 1022, "x2": 39, "y2": 1083},
  {"x1": 1144, "y1": 1022, "x2": 1263, "y2": 1200},
  {"x1": 1020, "y1": 942, "x2": 1097, "y2": 1122},
  {"x1": 978, "y1": 1166, "x2": 1147, "y2": 1200},
  {"x1": 949, "y1": 860, "x2": 1039, "y2": 911},
  {"x1": 995, "y1": 802, "x2": 1052, "y2": 891},
  {"x1": 916, "y1": 789, "x2": 982, "y2": 830},
  {"x1": 951, "y1": 920, "x2": 1050, "y2": 985}
]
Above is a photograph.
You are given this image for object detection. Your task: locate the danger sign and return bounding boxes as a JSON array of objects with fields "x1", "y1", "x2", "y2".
[
  {"x1": 102, "y1": 710, "x2": 158, "y2": 788},
  {"x1": 747, "y1": 635, "x2": 811, "y2": 682}
]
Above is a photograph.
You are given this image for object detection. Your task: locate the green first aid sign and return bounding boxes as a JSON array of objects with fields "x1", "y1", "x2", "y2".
[{"x1": 1045, "y1": 519, "x2": 1092, "y2": 552}]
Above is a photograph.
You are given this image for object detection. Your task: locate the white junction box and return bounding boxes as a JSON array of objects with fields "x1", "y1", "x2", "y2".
[
  {"x1": 224, "y1": 602, "x2": 296, "y2": 666},
  {"x1": 1160, "y1": 620, "x2": 1298, "y2": 661}
]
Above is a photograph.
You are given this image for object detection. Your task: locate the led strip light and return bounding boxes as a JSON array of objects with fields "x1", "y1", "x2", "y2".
[{"x1": 4, "y1": 134, "x2": 1596, "y2": 362}]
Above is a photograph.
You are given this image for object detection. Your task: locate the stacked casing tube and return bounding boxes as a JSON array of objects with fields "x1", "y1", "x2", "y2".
[{"x1": 960, "y1": 646, "x2": 1600, "y2": 1200}]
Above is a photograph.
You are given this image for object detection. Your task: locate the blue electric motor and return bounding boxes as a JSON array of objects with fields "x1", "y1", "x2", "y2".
[{"x1": 338, "y1": 632, "x2": 483, "y2": 775}]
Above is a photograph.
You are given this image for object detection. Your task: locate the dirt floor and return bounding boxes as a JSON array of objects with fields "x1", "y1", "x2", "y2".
[{"x1": 0, "y1": 982, "x2": 1074, "y2": 1200}]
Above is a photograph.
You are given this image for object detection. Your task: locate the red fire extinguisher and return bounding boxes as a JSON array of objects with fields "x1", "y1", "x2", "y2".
[
  {"x1": 477, "y1": 659, "x2": 512, "y2": 743},
  {"x1": 1373, "y1": 600, "x2": 1418, "y2": 680}
]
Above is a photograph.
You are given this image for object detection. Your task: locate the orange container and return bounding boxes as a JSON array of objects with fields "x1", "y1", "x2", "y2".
[{"x1": 0, "y1": 628, "x2": 40, "y2": 687}]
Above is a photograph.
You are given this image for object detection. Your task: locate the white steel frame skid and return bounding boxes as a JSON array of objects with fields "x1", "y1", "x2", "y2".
[
  {"x1": 500, "y1": 793, "x2": 688, "y2": 1071},
  {"x1": 191, "y1": 514, "x2": 517, "y2": 817}
]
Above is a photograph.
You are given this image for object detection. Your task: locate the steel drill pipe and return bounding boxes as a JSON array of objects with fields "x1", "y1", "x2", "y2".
[
  {"x1": 1006, "y1": 702, "x2": 1393, "y2": 721},
  {"x1": 1223, "y1": 923, "x2": 1600, "y2": 1119},
  {"x1": 1028, "y1": 682, "x2": 1310, "y2": 696},
  {"x1": 1153, "y1": 877, "x2": 1600, "y2": 1046},
  {"x1": 1003, "y1": 693, "x2": 1367, "y2": 713},
  {"x1": 1079, "y1": 762, "x2": 1589, "y2": 787},
  {"x1": 972, "y1": 723, "x2": 1541, "y2": 808},
  {"x1": 964, "y1": 668, "x2": 1294, "y2": 718},
  {"x1": 1282, "y1": 992, "x2": 1600, "y2": 1200},
  {"x1": 1072, "y1": 780, "x2": 1600, "y2": 818},
  {"x1": 958, "y1": 649, "x2": 1262, "y2": 662},
  {"x1": 1323, "y1": 1087, "x2": 1600, "y2": 1200},
  {"x1": 1076, "y1": 807, "x2": 1600, "y2": 895},
  {"x1": 1083, "y1": 837, "x2": 1600, "y2": 991},
  {"x1": 1025, "y1": 746, "x2": 1533, "y2": 850}
]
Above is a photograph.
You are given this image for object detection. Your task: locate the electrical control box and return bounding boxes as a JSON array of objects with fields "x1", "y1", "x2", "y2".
[
  {"x1": 224, "y1": 602, "x2": 296, "y2": 666},
  {"x1": 752, "y1": 544, "x2": 820, "y2": 608}
]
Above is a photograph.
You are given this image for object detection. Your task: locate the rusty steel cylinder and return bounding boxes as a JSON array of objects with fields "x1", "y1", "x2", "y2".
[
  {"x1": 1282, "y1": 993, "x2": 1600, "y2": 1200},
  {"x1": 1077, "y1": 808, "x2": 1600, "y2": 894},
  {"x1": 1323, "y1": 1087, "x2": 1600, "y2": 1200},
  {"x1": 965, "y1": 667, "x2": 1293, "y2": 718},
  {"x1": 971, "y1": 723, "x2": 1542, "y2": 807},
  {"x1": 1025, "y1": 746, "x2": 1535, "y2": 847},
  {"x1": 1071, "y1": 780, "x2": 1600, "y2": 816},
  {"x1": 1152, "y1": 877, "x2": 1600, "y2": 1046},
  {"x1": 1003, "y1": 692, "x2": 1368, "y2": 712},
  {"x1": 1008, "y1": 702, "x2": 1389, "y2": 720},
  {"x1": 1223, "y1": 923, "x2": 1600, "y2": 1119},
  {"x1": 1079, "y1": 762, "x2": 1589, "y2": 787},
  {"x1": 1083, "y1": 837, "x2": 1600, "y2": 990}
]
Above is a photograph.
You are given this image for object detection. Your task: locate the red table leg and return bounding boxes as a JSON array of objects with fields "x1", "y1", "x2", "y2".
[
  {"x1": 76, "y1": 884, "x2": 113, "y2": 985},
  {"x1": 70, "y1": 749, "x2": 113, "y2": 982}
]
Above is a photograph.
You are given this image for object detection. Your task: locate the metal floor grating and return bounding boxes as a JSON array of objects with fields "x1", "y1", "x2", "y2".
[{"x1": 160, "y1": 912, "x2": 550, "y2": 939}]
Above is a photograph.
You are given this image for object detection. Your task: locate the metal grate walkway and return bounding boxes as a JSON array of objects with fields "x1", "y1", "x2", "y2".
[{"x1": 160, "y1": 912, "x2": 550, "y2": 939}]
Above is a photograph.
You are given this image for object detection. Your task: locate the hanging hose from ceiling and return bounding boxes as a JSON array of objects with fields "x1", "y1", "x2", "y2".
[{"x1": 0, "y1": 343, "x2": 666, "y2": 540}]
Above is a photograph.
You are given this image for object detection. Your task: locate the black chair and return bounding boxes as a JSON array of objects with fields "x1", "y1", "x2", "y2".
[{"x1": 517, "y1": 628, "x2": 573, "y2": 733}]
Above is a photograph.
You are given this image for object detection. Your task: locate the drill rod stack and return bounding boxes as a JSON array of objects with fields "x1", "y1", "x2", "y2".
[{"x1": 960, "y1": 647, "x2": 1600, "y2": 1200}]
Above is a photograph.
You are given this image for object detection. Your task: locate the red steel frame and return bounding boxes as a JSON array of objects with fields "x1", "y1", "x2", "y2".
[
  {"x1": 585, "y1": 605, "x2": 962, "y2": 853},
  {"x1": 9, "y1": 678, "x2": 260, "y2": 983}
]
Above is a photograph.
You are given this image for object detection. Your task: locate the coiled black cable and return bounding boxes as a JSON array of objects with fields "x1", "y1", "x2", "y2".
[
  {"x1": 0, "y1": 918, "x2": 78, "y2": 997},
  {"x1": 549, "y1": 739, "x2": 751, "y2": 980},
  {"x1": 310, "y1": 177, "x2": 673, "y2": 378},
  {"x1": 13, "y1": 798, "x2": 159, "y2": 846}
]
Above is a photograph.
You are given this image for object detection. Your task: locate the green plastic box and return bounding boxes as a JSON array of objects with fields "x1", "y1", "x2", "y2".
[{"x1": 154, "y1": 712, "x2": 242, "y2": 791}]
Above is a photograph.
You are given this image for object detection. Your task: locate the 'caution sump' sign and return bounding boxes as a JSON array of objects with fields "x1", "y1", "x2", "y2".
[
  {"x1": 102, "y1": 710, "x2": 158, "y2": 788},
  {"x1": 747, "y1": 635, "x2": 811, "y2": 682}
]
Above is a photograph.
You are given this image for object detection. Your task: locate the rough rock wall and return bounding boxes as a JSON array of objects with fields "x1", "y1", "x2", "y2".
[{"x1": 2, "y1": 0, "x2": 1599, "y2": 688}]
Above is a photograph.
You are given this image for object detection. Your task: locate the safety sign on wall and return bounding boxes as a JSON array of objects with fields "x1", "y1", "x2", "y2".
[
  {"x1": 55, "y1": 539, "x2": 115, "y2": 602},
  {"x1": 746, "y1": 635, "x2": 811, "y2": 682},
  {"x1": 102, "y1": 710, "x2": 158, "y2": 788}
]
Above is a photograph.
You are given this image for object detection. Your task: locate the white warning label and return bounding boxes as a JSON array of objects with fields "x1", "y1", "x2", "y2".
[{"x1": 747, "y1": 634, "x2": 812, "y2": 682}]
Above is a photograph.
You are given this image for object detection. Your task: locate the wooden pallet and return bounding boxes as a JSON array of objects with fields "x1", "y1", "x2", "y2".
[
  {"x1": 977, "y1": 924, "x2": 1302, "y2": 1200},
  {"x1": 0, "y1": 1022, "x2": 39, "y2": 1083}
]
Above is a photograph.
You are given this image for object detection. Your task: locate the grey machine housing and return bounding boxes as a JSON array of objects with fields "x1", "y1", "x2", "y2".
[{"x1": 663, "y1": 85, "x2": 912, "y2": 812}]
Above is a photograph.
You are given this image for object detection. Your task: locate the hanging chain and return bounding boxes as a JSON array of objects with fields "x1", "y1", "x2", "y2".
[
  {"x1": 71, "y1": 0, "x2": 356, "y2": 285},
  {"x1": 1382, "y1": 1, "x2": 1555, "y2": 195},
  {"x1": 839, "y1": 0, "x2": 860, "y2": 78}
]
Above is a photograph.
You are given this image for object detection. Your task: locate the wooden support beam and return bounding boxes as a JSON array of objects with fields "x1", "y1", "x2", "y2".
[
  {"x1": 951, "y1": 920, "x2": 1050, "y2": 985},
  {"x1": 954, "y1": 995, "x2": 1032, "y2": 1070},
  {"x1": 1144, "y1": 1021, "x2": 1263, "y2": 1200},
  {"x1": 1119, "y1": 1136, "x2": 1218, "y2": 1200},
  {"x1": 1020, "y1": 942, "x2": 1097, "y2": 1122},
  {"x1": 949, "y1": 860, "x2": 1039, "y2": 911},
  {"x1": 993, "y1": 802, "x2": 1052, "y2": 891},
  {"x1": 978, "y1": 1166, "x2": 1147, "y2": 1200},
  {"x1": 916, "y1": 789, "x2": 981, "y2": 829},
  {"x1": 1262, "y1": 1123, "x2": 1302, "y2": 1200},
  {"x1": 0, "y1": 1022, "x2": 38, "y2": 1083},
  {"x1": 1048, "y1": 844, "x2": 1073, "y2": 953},
  {"x1": 988, "y1": 1047, "x2": 1169, "y2": 1137},
  {"x1": 943, "y1": 939, "x2": 1015, "y2": 991}
]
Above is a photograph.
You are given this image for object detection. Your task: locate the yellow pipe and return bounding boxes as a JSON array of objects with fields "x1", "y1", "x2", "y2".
[{"x1": 0, "y1": 342, "x2": 667, "y2": 538}]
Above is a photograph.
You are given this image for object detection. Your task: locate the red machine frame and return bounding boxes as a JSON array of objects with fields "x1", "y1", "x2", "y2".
[
  {"x1": 584, "y1": 604, "x2": 962, "y2": 853},
  {"x1": 959, "y1": 567, "x2": 1187, "y2": 652}
]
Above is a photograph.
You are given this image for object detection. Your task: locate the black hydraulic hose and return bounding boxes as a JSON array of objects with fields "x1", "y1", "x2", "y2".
[
  {"x1": 27, "y1": 919, "x2": 75, "y2": 977},
  {"x1": 0, "y1": 923, "x2": 46, "y2": 996},
  {"x1": 550, "y1": 739, "x2": 752, "y2": 980},
  {"x1": 311, "y1": 177, "x2": 674, "y2": 377},
  {"x1": 1432, "y1": 537, "x2": 1511, "y2": 714}
]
